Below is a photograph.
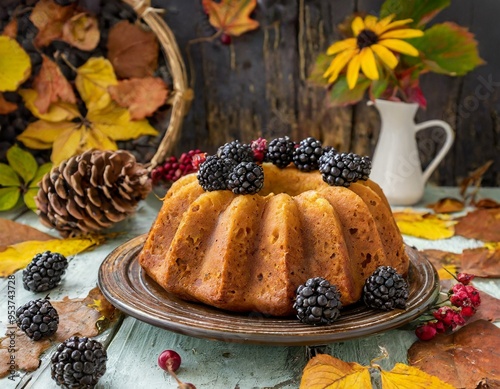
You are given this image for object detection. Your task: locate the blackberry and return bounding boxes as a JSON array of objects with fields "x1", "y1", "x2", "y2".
[
  {"x1": 292, "y1": 137, "x2": 323, "y2": 171},
  {"x1": 217, "y1": 140, "x2": 254, "y2": 164},
  {"x1": 16, "y1": 298, "x2": 59, "y2": 340},
  {"x1": 266, "y1": 136, "x2": 296, "y2": 168},
  {"x1": 227, "y1": 162, "x2": 264, "y2": 195},
  {"x1": 293, "y1": 277, "x2": 342, "y2": 325},
  {"x1": 51, "y1": 336, "x2": 107, "y2": 388},
  {"x1": 363, "y1": 266, "x2": 409, "y2": 311},
  {"x1": 197, "y1": 156, "x2": 235, "y2": 191},
  {"x1": 23, "y1": 251, "x2": 69, "y2": 293},
  {"x1": 319, "y1": 151, "x2": 367, "y2": 187}
]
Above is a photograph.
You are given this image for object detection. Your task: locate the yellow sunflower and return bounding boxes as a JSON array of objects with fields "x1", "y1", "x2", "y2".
[{"x1": 324, "y1": 14, "x2": 424, "y2": 89}]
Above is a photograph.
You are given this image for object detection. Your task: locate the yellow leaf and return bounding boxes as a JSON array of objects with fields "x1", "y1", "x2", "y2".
[
  {"x1": 75, "y1": 57, "x2": 117, "y2": 112},
  {"x1": 438, "y1": 264, "x2": 458, "y2": 280},
  {"x1": 0, "y1": 36, "x2": 31, "y2": 92},
  {"x1": 0, "y1": 235, "x2": 105, "y2": 277},
  {"x1": 485, "y1": 242, "x2": 500, "y2": 251},
  {"x1": 19, "y1": 89, "x2": 80, "y2": 122},
  {"x1": 88, "y1": 103, "x2": 158, "y2": 140},
  {"x1": 202, "y1": 0, "x2": 259, "y2": 37},
  {"x1": 17, "y1": 120, "x2": 77, "y2": 150},
  {"x1": 381, "y1": 363, "x2": 456, "y2": 389},
  {"x1": 394, "y1": 210, "x2": 456, "y2": 240},
  {"x1": 51, "y1": 126, "x2": 86, "y2": 164},
  {"x1": 299, "y1": 354, "x2": 372, "y2": 388}
]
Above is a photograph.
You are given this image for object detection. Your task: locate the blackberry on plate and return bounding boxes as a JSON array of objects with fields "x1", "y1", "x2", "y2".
[
  {"x1": 293, "y1": 277, "x2": 342, "y2": 325},
  {"x1": 217, "y1": 140, "x2": 254, "y2": 164},
  {"x1": 23, "y1": 251, "x2": 69, "y2": 293},
  {"x1": 266, "y1": 136, "x2": 296, "y2": 168},
  {"x1": 227, "y1": 162, "x2": 264, "y2": 195},
  {"x1": 197, "y1": 156, "x2": 235, "y2": 191},
  {"x1": 292, "y1": 137, "x2": 323, "y2": 171},
  {"x1": 51, "y1": 336, "x2": 107, "y2": 388},
  {"x1": 363, "y1": 266, "x2": 409, "y2": 311},
  {"x1": 16, "y1": 298, "x2": 59, "y2": 340},
  {"x1": 319, "y1": 151, "x2": 369, "y2": 187}
]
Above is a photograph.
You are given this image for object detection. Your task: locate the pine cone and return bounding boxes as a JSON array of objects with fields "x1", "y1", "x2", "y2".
[{"x1": 36, "y1": 150, "x2": 152, "y2": 237}]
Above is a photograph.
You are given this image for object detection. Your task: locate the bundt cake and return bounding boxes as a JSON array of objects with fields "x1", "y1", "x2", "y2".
[{"x1": 138, "y1": 162, "x2": 409, "y2": 317}]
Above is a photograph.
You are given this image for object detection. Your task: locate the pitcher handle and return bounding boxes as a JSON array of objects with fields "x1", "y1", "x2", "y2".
[{"x1": 414, "y1": 120, "x2": 455, "y2": 183}]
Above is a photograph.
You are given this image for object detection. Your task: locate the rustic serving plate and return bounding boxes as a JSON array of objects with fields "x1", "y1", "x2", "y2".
[{"x1": 98, "y1": 235, "x2": 439, "y2": 346}]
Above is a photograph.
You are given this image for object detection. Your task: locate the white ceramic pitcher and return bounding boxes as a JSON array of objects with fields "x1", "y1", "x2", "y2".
[{"x1": 370, "y1": 99, "x2": 455, "y2": 206}]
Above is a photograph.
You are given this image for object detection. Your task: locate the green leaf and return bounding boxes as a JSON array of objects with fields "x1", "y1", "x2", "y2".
[
  {"x1": 0, "y1": 187, "x2": 20, "y2": 211},
  {"x1": 6, "y1": 145, "x2": 38, "y2": 184},
  {"x1": 370, "y1": 78, "x2": 390, "y2": 100},
  {"x1": 380, "y1": 0, "x2": 450, "y2": 27},
  {"x1": 409, "y1": 22, "x2": 485, "y2": 76},
  {"x1": 23, "y1": 188, "x2": 38, "y2": 210},
  {"x1": 328, "y1": 76, "x2": 371, "y2": 106},
  {"x1": 307, "y1": 53, "x2": 331, "y2": 86},
  {"x1": 29, "y1": 162, "x2": 52, "y2": 188},
  {"x1": 0, "y1": 163, "x2": 20, "y2": 187}
]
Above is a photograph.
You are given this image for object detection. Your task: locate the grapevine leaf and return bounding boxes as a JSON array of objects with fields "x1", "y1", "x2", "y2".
[
  {"x1": 0, "y1": 235, "x2": 106, "y2": 277},
  {"x1": 6, "y1": 144, "x2": 38, "y2": 184},
  {"x1": 30, "y1": 0, "x2": 76, "y2": 48},
  {"x1": 61, "y1": 12, "x2": 100, "y2": 51},
  {"x1": 75, "y1": 57, "x2": 117, "y2": 112},
  {"x1": 299, "y1": 354, "x2": 372, "y2": 388},
  {"x1": 106, "y1": 20, "x2": 159, "y2": 79},
  {"x1": 380, "y1": 0, "x2": 450, "y2": 27},
  {"x1": 202, "y1": 0, "x2": 259, "y2": 37},
  {"x1": 19, "y1": 89, "x2": 80, "y2": 122},
  {"x1": 0, "y1": 36, "x2": 31, "y2": 92},
  {"x1": 393, "y1": 210, "x2": 456, "y2": 240},
  {"x1": 0, "y1": 163, "x2": 20, "y2": 187},
  {"x1": 33, "y1": 55, "x2": 77, "y2": 114},
  {"x1": 408, "y1": 320, "x2": 500, "y2": 388},
  {"x1": 108, "y1": 77, "x2": 169, "y2": 120},
  {"x1": 0, "y1": 93, "x2": 17, "y2": 114},
  {"x1": 0, "y1": 188, "x2": 20, "y2": 211},
  {"x1": 381, "y1": 363, "x2": 455, "y2": 388},
  {"x1": 408, "y1": 22, "x2": 485, "y2": 76}
]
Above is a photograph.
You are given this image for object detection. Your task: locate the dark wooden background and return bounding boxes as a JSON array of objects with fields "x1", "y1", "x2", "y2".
[{"x1": 154, "y1": 0, "x2": 500, "y2": 186}]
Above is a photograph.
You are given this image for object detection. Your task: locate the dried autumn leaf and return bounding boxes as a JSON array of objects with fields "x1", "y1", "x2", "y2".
[
  {"x1": 421, "y1": 249, "x2": 461, "y2": 279},
  {"x1": 0, "y1": 287, "x2": 119, "y2": 378},
  {"x1": 299, "y1": 354, "x2": 372, "y2": 388},
  {"x1": 471, "y1": 291, "x2": 500, "y2": 323},
  {"x1": 460, "y1": 246, "x2": 500, "y2": 278},
  {"x1": 33, "y1": 55, "x2": 77, "y2": 114},
  {"x1": 0, "y1": 219, "x2": 53, "y2": 251},
  {"x1": 0, "y1": 235, "x2": 105, "y2": 277},
  {"x1": 19, "y1": 89, "x2": 80, "y2": 123},
  {"x1": 107, "y1": 20, "x2": 159, "y2": 78},
  {"x1": 380, "y1": 363, "x2": 455, "y2": 388},
  {"x1": 202, "y1": 0, "x2": 260, "y2": 37},
  {"x1": 1, "y1": 18, "x2": 17, "y2": 39},
  {"x1": 393, "y1": 211, "x2": 456, "y2": 240},
  {"x1": 475, "y1": 198, "x2": 500, "y2": 209},
  {"x1": 62, "y1": 12, "x2": 100, "y2": 51},
  {"x1": 455, "y1": 208, "x2": 500, "y2": 242},
  {"x1": 459, "y1": 160, "x2": 494, "y2": 202},
  {"x1": 0, "y1": 36, "x2": 31, "y2": 92},
  {"x1": 0, "y1": 93, "x2": 17, "y2": 114},
  {"x1": 108, "y1": 77, "x2": 168, "y2": 120},
  {"x1": 408, "y1": 320, "x2": 500, "y2": 388},
  {"x1": 29, "y1": 0, "x2": 76, "y2": 48},
  {"x1": 427, "y1": 197, "x2": 464, "y2": 213}
]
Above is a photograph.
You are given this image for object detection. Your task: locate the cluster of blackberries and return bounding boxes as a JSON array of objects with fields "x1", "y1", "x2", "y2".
[
  {"x1": 197, "y1": 140, "x2": 264, "y2": 194},
  {"x1": 294, "y1": 266, "x2": 409, "y2": 325}
]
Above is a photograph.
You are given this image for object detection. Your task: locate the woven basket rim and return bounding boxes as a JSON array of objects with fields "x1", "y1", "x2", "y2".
[{"x1": 122, "y1": 0, "x2": 192, "y2": 169}]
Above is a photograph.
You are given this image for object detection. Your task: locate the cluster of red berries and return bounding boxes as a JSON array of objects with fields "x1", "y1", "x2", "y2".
[
  {"x1": 150, "y1": 150, "x2": 206, "y2": 184},
  {"x1": 415, "y1": 272, "x2": 481, "y2": 341}
]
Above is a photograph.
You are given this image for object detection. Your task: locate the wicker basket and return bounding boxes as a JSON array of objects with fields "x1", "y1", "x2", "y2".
[{"x1": 122, "y1": 0, "x2": 192, "y2": 169}]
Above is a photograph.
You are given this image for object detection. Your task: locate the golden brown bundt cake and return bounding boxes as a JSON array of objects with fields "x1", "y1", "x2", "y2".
[{"x1": 138, "y1": 163, "x2": 408, "y2": 317}]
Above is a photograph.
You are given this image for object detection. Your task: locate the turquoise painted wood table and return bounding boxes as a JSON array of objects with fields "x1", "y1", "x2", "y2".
[{"x1": 1, "y1": 185, "x2": 500, "y2": 389}]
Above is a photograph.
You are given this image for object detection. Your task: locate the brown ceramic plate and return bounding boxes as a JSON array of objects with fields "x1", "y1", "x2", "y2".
[{"x1": 98, "y1": 235, "x2": 439, "y2": 346}]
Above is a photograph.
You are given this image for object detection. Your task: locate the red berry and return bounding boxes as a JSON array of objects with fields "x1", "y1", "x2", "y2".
[
  {"x1": 415, "y1": 323, "x2": 437, "y2": 340},
  {"x1": 433, "y1": 306, "x2": 464, "y2": 329},
  {"x1": 465, "y1": 285, "x2": 481, "y2": 307},
  {"x1": 461, "y1": 305, "x2": 476, "y2": 317},
  {"x1": 220, "y1": 33, "x2": 232, "y2": 45},
  {"x1": 456, "y1": 273, "x2": 475, "y2": 285},
  {"x1": 251, "y1": 137, "x2": 268, "y2": 163},
  {"x1": 158, "y1": 349, "x2": 181, "y2": 372}
]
